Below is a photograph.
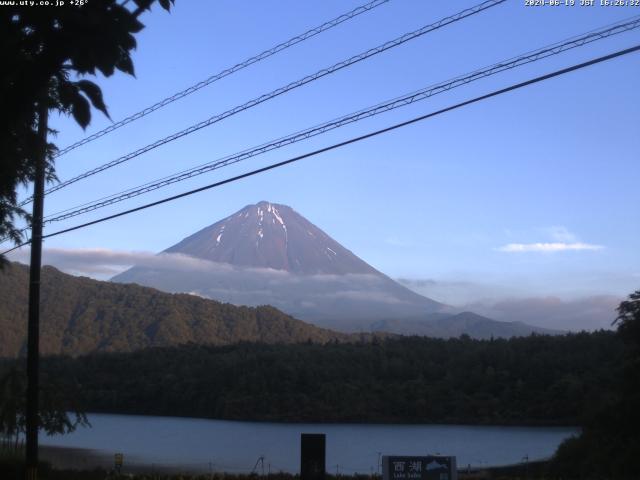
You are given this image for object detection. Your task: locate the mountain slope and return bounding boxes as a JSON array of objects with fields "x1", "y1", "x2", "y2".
[{"x1": 0, "y1": 262, "x2": 350, "y2": 357}]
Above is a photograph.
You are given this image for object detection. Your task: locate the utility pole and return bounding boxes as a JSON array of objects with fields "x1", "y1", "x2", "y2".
[{"x1": 25, "y1": 97, "x2": 48, "y2": 480}]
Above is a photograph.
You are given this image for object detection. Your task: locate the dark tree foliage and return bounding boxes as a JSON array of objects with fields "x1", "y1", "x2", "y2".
[
  {"x1": 0, "y1": 364, "x2": 88, "y2": 451},
  {"x1": 551, "y1": 290, "x2": 640, "y2": 479},
  {"x1": 0, "y1": 330, "x2": 621, "y2": 427},
  {"x1": 0, "y1": 0, "x2": 175, "y2": 259},
  {"x1": 0, "y1": 0, "x2": 177, "y2": 455},
  {"x1": 614, "y1": 290, "x2": 640, "y2": 352}
]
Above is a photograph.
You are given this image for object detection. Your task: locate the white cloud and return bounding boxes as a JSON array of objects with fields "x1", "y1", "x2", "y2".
[
  {"x1": 314, "y1": 290, "x2": 409, "y2": 305},
  {"x1": 7, "y1": 247, "x2": 384, "y2": 286},
  {"x1": 8, "y1": 247, "x2": 227, "y2": 278},
  {"x1": 496, "y1": 226, "x2": 603, "y2": 253},
  {"x1": 497, "y1": 242, "x2": 604, "y2": 253}
]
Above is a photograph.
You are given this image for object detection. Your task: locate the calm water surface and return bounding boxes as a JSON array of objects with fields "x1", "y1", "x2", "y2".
[{"x1": 40, "y1": 414, "x2": 579, "y2": 473}]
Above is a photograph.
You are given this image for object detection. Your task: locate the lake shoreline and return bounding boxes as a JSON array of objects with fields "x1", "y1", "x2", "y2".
[
  {"x1": 37, "y1": 444, "x2": 551, "y2": 478},
  {"x1": 40, "y1": 445, "x2": 208, "y2": 475},
  {"x1": 80, "y1": 409, "x2": 581, "y2": 429},
  {"x1": 40, "y1": 445, "x2": 112, "y2": 471}
]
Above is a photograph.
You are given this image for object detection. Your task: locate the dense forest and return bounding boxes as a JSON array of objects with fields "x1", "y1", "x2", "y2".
[{"x1": 2, "y1": 331, "x2": 621, "y2": 426}]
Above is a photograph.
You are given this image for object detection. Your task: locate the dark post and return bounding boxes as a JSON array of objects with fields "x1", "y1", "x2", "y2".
[
  {"x1": 25, "y1": 98, "x2": 48, "y2": 480},
  {"x1": 301, "y1": 433, "x2": 325, "y2": 480}
]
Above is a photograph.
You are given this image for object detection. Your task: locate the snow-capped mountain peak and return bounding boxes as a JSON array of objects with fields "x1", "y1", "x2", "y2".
[{"x1": 163, "y1": 201, "x2": 379, "y2": 275}]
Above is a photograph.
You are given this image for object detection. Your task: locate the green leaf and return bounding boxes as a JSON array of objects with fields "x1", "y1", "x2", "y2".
[
  {"x1": 71, "y1": 94, "x2": 91, "y2": 129},
  {"x1": 132, "y1": 0, "x2": 153, "y2": 12},
  {"x1": 57, "y1": 79, "x2": 78, "y2": 111},
  {"x1": 76, "y1": 80, "x2": 110, "y2": 120},
  {"x1": 116, "y1": 54, "x2": 135, "y2": 77},
  {"x1": 126, "y1": 16, "x2": 145, "y2": 34},
  {"x1": 96, "y1": 59, "x2": 116, "y2": 77}
]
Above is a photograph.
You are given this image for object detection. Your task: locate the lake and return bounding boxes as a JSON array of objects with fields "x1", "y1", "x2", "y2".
[{"x1": 40, "y1": 413, "x2": 579, "y2": 474}]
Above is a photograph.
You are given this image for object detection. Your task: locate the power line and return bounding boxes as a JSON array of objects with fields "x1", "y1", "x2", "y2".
[
  {"x1": 2, "y1": 242, "x2": 29, "y2": 255},
  {"x1": 53, "y1": 0, "x2": 391, "y2": 159},
  {"x1": 4, "y1": 42, "x2": 637, "y2": 255},
  {"x1": 0, "y1": 227, "x2": 31, "y2": 245},
  {"x1": 21, "y1": 0, "x2": 505, "y2": 205},
  {"x1": 39, "y1": 16, "x2": 640, "y2": 225}
]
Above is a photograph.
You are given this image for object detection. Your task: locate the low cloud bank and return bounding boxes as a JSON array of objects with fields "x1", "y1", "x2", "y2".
[
  {"x1": 8, "y1": 247, "x2": 627, "y2": 330},
  {"x1": 7, "y1": 247, "x2": 405, "y2": 308},
  {"x1": 466, "y1": 295, "x2": 621, "y2": 331},
  {"x1": 397, "y1": 277, "x2": 622, "y2": 331},
  {"x1": 9, "y1": 247, "x2": 217, "y2": 277}
]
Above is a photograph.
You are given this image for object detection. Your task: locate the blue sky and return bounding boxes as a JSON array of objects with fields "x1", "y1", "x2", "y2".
[{"x1": 7, "y1": 0, "x2": 640, "y2": 306}]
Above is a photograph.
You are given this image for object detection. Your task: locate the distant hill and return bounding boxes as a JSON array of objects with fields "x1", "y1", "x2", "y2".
[
  {"x1": 371, "y1": 311, "x2": 561, "y2": 339},
  {"x1": 0, "y1": 262, "x2": 350, "y2": 357}
]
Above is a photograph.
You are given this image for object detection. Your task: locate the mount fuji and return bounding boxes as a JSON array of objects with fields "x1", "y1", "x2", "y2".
[{"x1": 113, "y1": 201, "x2": 557, "y2": 338}]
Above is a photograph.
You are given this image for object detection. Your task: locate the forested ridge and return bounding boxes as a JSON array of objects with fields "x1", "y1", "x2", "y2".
[
  {"x1": 3, "y1": 331, "x2": 620, "y2": 426},
  {"x1": 0, "y1": 262, "x2": 352, "y2": 357}
]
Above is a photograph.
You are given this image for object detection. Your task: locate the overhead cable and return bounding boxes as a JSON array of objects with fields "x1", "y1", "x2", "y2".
[
  {"x1": 40, "y1": 16, "x2": 640, "y2": 225},
  {"x1": 22, "y1": 0, "x2": 505, "y2": 205},
  {"x1": 4, "y1": 42, "x2": 637, "y2": 256},
  {"x1": 53, "y1": 0, "x2": 392, "y2": 158}
]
